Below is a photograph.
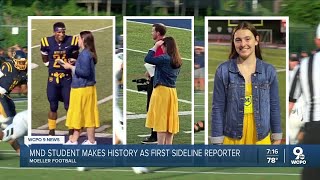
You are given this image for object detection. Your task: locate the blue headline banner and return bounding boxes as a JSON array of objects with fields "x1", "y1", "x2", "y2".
[{"x1": 20, "y1": 145, "x2": 320, "y2": 167}]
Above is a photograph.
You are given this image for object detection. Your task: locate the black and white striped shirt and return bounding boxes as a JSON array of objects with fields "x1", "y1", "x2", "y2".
[{"x1": 289, "y1": 51, "x2": 320, "y2": 122}]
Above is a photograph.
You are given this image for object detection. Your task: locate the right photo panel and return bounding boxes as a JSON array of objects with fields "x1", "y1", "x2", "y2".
[{"x1": 206, "y1": 17, "x2": 288, "y2": 145}]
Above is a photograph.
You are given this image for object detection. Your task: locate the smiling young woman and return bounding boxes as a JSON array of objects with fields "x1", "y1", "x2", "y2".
[{"x1": 210, "y1": 21, "x2": 282, "y2": 145}]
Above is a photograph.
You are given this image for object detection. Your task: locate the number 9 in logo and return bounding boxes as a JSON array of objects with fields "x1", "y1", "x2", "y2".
[{"x1": 293, "y1": 147, "x2": 305, "y2": 160}]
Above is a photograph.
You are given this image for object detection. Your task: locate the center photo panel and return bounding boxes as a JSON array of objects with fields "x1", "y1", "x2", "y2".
[{"x1": 124, "y1": 17, "x2": 194, "y2": 145}]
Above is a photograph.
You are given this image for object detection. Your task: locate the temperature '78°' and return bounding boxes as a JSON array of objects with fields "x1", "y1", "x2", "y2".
[{"x1": 267, "y1": 157, "x2": 278, "y2": 163}]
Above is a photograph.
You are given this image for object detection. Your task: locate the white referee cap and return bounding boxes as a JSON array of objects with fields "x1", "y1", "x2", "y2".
[{"x1": 317, "y1": 24, "x2": 320, "y2": 39}]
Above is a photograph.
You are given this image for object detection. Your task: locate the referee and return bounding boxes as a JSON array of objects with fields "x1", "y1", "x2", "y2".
[{"x1": 289, "y1": 24, "x2": 320, "y2": 180}]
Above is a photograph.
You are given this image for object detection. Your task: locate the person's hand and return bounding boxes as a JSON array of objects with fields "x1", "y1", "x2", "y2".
[
  {"x1": 154, "y1": 40, "x2": 164, "y2": 48},
  {"x1": 145, "y1": 71, "x2": 150, "y2": 79},
  {"x1": 297, "y1": 131, "x2": 304, "y2": 143},
  {"x1": 272, "y1": 139, "x2": 282, "y2": 145},
  {"x1": 61, "y1": 61, "x2": 73, "y2": 69},
  {"x1": 68, "y1": 58, "x2": 77, "y2": 65}
]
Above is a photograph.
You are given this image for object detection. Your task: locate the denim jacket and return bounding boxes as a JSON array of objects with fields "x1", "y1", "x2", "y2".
[
  {"x1": 71, "y1": 49, "x2": 96, "y2": 88},
  {"x1": 210, "y1": 58, "x2": 282, "y2": 144},
  {"x1": 144, "y1": 49, "x2": 180, "y2": 88}
]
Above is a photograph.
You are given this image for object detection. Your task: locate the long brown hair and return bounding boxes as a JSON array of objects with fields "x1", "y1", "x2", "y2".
[
  {"x1": 228, "y1": 21, "x2": 262, "y2": 60},
  {"x1": 80, "y1": 31, "x2": 97, "y2": 64},
  {"x1": 163, "y1": 37, "x2": 182, "y2": 68}
]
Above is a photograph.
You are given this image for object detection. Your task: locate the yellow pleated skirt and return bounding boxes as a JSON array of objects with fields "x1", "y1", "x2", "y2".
[
  {"x1": 65, "y1": 86, "x2": 100, "y2": 129},
  {"x1": 145, "y1": 85, "x2": 179, "y2": 134},
  {"x1": 223, "y1": 83, "x2": 271, "y2": 145}
]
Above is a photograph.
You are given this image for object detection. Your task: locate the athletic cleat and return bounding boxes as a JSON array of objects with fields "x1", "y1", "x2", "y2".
[
  {"x1": 49, "y1": 129, "x2": 55, "y2": 136},
  {"x1": 141, "y1": 137, "x2": 157, "y2": 144},
  {"x1": 65, "y1": 140, "x2": 78, "y2": 145},
  {"x1": 77, "y1": 167, "x2": 88, "y2": 171},
  {"x1": 82, "y1": 140, "x2": 97, "y2": 145},
  {"x1": 132, "y1": 167, "x2": 149, "y2": 174}
]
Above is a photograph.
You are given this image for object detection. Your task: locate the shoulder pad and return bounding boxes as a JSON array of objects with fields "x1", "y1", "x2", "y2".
[
  {"x1": 41, "y1": 37, "x2": 49, "y2": 47},
  {"x1": 2, "y1": 62, "x2": 13, "y2": 72},
  {"x1": 71, "y1": 35, "x2": 79, "y2": 46}
]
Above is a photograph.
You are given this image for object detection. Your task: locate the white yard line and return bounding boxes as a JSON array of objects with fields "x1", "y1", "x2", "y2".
[
  {"x1": 127, "y1": 111, "x2": 191, "y2": 120},
  {"x1": 31, "y1": 129, "x2": 112, "y2": 137},
  {"x1": 0, "y1": 167, "x2": 300, "y2": 176},
  {"x1": 127, "y1": 20, "x2": 192, "y2": 31},
  {"x1": 138, "y1": 129, "x2": 191, "y2": 137},
  {"x1": 127, "y1": 88, "x2": 191, "y2": 104}
]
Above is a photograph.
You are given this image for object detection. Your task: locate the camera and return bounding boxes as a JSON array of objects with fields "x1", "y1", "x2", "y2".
[
  {"x1": 132, "y1": 78, "x2": 148, "y2": 83},
  {"x1": 132, "y1": 78, "x2": 149, "y2": 92}
]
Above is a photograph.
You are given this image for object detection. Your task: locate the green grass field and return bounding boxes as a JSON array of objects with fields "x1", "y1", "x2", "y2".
[
  {"x1": 14, "y1": 100, "x2": 28, "y2": 113},
  {"x1": 194, "y1": 92, "x2": 205, "y2": 144},
  {"x1": 207, "y1": 45, "x2": 287, "y2": 141},
  {"x1": 126, "y1": 21, "x2": 192, "y2": 144},
  {"x1": 30, "y1": 19, "x2": 113, "y2": 134}
]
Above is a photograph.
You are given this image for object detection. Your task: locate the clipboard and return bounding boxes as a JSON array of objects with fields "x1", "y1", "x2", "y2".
[{"x1": 144, "y1": 63, "x2": 155, "y2": 77}]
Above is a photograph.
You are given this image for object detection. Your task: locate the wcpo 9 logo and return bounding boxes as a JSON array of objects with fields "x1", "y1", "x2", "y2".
[{"x1": 291, "y1": 147, "x2": 307, "y2": 165}]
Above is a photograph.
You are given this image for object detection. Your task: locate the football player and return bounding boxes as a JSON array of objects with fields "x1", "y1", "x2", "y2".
[
  {"x1": 0, "y1": 50, "x2": 28, "y2": 153},
  {"x1": 0, "y1": 110, "x2": 28, "y2": 155},
  {"x1": 112, "y1": 59, "x2": 148, "y2": 174},
  {"x1": 0, "y1": 50, "x2": 27, "y2": 127},
  {"x1": 40, "y1": 22, "x2": 79, "y2": 136},
  {"x1": 114, "y1": 104, "x2": 149, "y2": 174}
]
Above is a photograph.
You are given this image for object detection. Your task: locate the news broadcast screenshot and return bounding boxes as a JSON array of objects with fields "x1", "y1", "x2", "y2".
[{"x1": 0, "y1": 0, "x2": 320, "y2": 180}]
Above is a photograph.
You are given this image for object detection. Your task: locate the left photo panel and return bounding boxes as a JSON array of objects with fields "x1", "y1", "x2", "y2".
[
  {"x1": 0, "y1": 30, "x2": 28, "y2": 153},
  {"x1": 29, "y1": 16, "x2": 115, "y2": 145}
]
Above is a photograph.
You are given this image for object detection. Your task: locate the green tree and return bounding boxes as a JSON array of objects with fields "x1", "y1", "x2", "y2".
[
  {"x1": 281, "y1": 0, "x2": 319, "y2": 53},
  {"x1": 1, "y1": 0, "x2": 91, "y2": 47},
  {"x1": 281, "y1": 0, "x2": 320, "y2": 26},
  {"x1": 60, "y1": 0, "x2": 89, "y2": 16}
]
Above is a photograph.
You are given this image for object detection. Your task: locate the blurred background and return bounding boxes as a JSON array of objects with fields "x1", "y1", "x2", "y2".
[{"x1": 0, "y1": 0, "x2": 319, "y2": 53}]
